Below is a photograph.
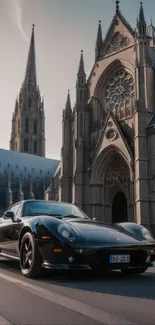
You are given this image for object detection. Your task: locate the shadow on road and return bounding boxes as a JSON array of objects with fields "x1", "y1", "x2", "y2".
[
  {"x1": 42, "y1": 269, "x2": 155, "y2": 300},
  {"x1": 0, "y1": 259, "x2": 155, "y2": 300}
]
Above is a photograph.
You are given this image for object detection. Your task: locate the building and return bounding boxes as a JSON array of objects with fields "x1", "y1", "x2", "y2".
[
  {"x1": 10, "y1": 25, "x2": 45, "y2": 157},
  {"x1": 0, "y1": 148, "x2": 59, "y2": 214},
  {"x1": 48, "y1": 1, "x2": 155, "y2": 235},
  {"x1": 0, "y1": 25, "x2": 59, "y2": 214}
]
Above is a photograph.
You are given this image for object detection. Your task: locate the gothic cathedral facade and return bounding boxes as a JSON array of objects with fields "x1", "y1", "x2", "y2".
[
  {"x1": 49, "y1": 2, "x2": 155, "y2": 235},
  {"x1": 10, "y1": 25, "x2": 45, "y2": 157}
]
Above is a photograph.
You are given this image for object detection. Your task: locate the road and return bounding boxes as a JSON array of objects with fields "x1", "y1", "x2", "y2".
[{"x1": 0, "y1": 259, "x2": 155, "y2": 325}]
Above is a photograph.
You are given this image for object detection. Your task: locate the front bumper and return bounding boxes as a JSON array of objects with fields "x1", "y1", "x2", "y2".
[{"x1": 39, "y1": 242, "x2": 155, "y2": 271}]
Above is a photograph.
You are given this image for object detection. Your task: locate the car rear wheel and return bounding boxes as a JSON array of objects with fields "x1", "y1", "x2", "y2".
[
  {"x1": 20, "y1": 232, "x2": 42, "y2": 278},
  {"x1": 121, "y1": 267, "x2": 148, "y2": 275}
]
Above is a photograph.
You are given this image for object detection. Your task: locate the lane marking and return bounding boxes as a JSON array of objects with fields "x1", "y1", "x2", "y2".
[
  {"x1": 0, "y1": 272, "x2": 136, "y2": 325},
  {"x1": 0, "y1": 314, "x2": 11, "y2": 325}
]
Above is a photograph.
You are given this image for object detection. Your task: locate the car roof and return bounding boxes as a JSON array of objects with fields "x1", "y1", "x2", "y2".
[{"x1": 11, "y1": 199, "x2": 74, "y2": 206}]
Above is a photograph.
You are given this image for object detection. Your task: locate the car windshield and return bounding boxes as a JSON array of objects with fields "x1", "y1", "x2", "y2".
[{"x1": 23, "y1": 201, "x2": 89, "y2": 219}]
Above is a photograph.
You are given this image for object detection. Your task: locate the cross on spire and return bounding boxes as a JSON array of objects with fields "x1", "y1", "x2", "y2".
[{"x1": 116, "y1": 0, "x2": 120, "y2": 12}]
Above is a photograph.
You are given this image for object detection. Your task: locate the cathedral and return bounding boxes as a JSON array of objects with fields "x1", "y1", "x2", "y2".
[{"x1": 47, "y1": 1, "x2": 155, "y2": 235}]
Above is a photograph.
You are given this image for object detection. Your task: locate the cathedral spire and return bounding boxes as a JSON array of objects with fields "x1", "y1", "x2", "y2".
[
  {"x1": 64, "y1": 90, "x2": 72, "y2": 118},
  {"x1": 24, "y1": 24, "x2": 37, "y2": 89},
  {"x1": 14, "y1": 97, "x2": 18, "y2": 114},
  {"x1": 137, "y1": 2, "x2": 147, "y2": 37},
  {"x1": 95, "y1": 20, "x2": 102, "y2": 60},
  {"x1": 10, "y1": 24, "x2": 46, "y2": 157},
  {"x1": 78, "y1": 50, "x2": 85, "y2": 75},
  {"x1": 77, "y1": 50, "x2": 86, "y2": 86},
  {"x1": 65, "y1": 90, "x2": 71, "y2": 110},
  {"x1": 96, "y1": 20, "x2": 102, "y2": 46}
]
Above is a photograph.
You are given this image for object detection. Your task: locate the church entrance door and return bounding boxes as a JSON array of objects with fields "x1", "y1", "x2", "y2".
[{"x1": 112, "y1": 191, "x2": 128, "y2": 223}]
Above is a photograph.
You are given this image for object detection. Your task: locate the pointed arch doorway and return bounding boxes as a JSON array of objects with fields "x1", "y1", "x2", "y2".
[{"x1": 112, "y1": 191, "x2": 128, "y2": 223}]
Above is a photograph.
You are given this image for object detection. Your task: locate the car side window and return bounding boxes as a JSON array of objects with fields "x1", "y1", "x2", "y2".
[
  {"x1": 9, "y1": 203, "x2": 21, "y2": 216},
  {"x1": 16, "y1": 205, "x2": 22, "y2": 219}
]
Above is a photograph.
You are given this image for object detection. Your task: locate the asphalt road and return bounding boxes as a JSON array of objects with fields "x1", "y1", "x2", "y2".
[{"x1": 0, "y1": 259, "x2": 155, "y2": 325}]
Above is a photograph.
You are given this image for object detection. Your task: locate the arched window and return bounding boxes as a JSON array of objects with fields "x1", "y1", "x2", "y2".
[
  {"x1": 24, "y1": 139, "x2": 29, "y2": 152},
  {"x1": 33, "y1": 141, "x2": 38, "y2": 154},
  {"x1": 25, "y1": 118, "x2": 29, "y2": 133},
  {"x1": 80, "y1": 89, "x2": 83, "y2": 101},
  {"x1": 33, "y1": 120, "x2": 38, "y2": 135},
  {"x1": 18, "y1": 120, "x2": 20, "y2": 133},
  {"x1": 29, "y1": 98, "x2": 31, "y2": 108}
]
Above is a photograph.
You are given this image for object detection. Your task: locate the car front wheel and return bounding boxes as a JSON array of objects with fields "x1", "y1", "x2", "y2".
[
  {"x1": 20, "y1": 232, "x2": 42, "y2": 278},
  {"x1": 121, "y1": 267, "x2": 148, "y2": 275}
]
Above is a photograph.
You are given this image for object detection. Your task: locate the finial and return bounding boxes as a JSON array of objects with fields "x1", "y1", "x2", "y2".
[
  {"x1": 99, "y1": 20, "x2": 101, "y2": 23},
  {"x1": 116, "y1": 0, "x2": 120, "y2": 12},
  {"x1": 81, "y1": 50, "x2": 83, "y2": 54},
  {"x1": 68, "y1": 89, "x2": 70, "y2": 94},
  {"x1": 32, "y1": 24, "x2": 35, "y2": 31}
]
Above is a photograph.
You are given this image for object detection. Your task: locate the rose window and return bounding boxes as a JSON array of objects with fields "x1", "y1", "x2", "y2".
[
  {"x1": 104, "y1": 70, "x2": 135, "y2": 120},
  {"x1": 106, "y1": 154, "x2": 129, "y2": 181}
]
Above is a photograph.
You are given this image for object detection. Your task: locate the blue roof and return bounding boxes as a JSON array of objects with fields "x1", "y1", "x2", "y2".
[{"x1": 0, "y1": 148, "x2": 60, "y2": 181}]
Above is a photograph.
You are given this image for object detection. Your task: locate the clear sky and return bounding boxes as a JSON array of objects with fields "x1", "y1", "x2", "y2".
[{"x1": 0, "y1": 0, "x2": 154, "y2": 160}]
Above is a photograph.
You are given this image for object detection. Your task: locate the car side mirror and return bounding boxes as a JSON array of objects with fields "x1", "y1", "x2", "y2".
[{"x1": 4, "y1": 211, "x2": 15, "y2": 222}]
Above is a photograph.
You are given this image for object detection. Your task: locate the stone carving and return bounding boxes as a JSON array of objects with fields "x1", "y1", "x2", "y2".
[
  {"x1": 104, "y1": 69, "x2": 135, "y2": 120},
  {"x1": 108, "y1": 121, "x2": 113, "y2": 127},
  {"x1": 105, "y1": 154, "x2": 129, "y2": 181},
  {"x1": 105, "y1": 32, "x2": 130, "y2": 55},
  {"x1": 106, "y1": 128, "x2": 117, "y2": 141}
]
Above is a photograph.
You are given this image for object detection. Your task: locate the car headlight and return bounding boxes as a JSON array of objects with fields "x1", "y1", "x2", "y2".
[
  {"x1": 57, "y1": 224, "x2": 75, "y2": 240},
  {"x1": 141, "y1": 227, "x2": 153, "y2": 241}
]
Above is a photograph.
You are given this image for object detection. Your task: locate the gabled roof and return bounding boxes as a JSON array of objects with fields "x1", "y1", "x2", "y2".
[
  {"x1": 0, "y1": 148, "x2": 60, "y2": 181},
  {"x1": 103, "y1": 10, "x2": 135, "y2": 47},
  {"x1": 88, "y1": 6, "x2": 135, "y2": 81}
]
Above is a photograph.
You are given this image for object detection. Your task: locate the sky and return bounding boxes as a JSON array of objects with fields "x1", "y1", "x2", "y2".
[{"x1": 0, "y1": 0, "x2": 154, "y2": 160}]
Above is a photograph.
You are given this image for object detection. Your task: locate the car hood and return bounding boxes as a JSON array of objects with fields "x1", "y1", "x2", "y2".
[
  {"x1": 33, "y1": 216, "x2": 150, "y2": 247},
  {"x1": 65, "y1": 219, "x2": 142, "y2": 244}
]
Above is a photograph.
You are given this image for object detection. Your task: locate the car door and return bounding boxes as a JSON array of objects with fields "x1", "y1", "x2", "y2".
[{"x1": 0, "y1": 203, "x2": 22, "y2": 256}]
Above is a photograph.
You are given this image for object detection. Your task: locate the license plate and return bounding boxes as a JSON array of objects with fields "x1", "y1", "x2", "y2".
[{"x1": 110, "y1": 255, "x2": 130, "y2": 263}]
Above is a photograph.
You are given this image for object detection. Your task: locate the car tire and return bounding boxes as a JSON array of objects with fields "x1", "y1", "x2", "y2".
[
  {"x1": 20, "y1": 232, "x2": 43, "y2": 278},
  {"x1": 121, "y1": 267, "x2": 148, "y2": 275}
]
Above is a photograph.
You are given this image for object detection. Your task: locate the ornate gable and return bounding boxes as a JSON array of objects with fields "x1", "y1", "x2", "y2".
[
  {"x1": 105, "y1": 32, "x2": 130, "y2": 55},
  {"x1": 100, "y1": 10, "x2": 135, "y2": 59},
  {"x1": 93, "y1": 113, "x2": 133, "y2": 164}
]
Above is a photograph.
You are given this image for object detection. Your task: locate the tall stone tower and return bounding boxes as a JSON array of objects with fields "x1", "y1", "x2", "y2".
[{"x1": 10, "y1": 25, "x2": 45, "y2": 157}]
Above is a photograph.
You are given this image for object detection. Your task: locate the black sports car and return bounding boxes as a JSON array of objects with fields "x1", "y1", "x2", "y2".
[{"x1": 0, "y1": 199, "x2": 155, "y2": 278}]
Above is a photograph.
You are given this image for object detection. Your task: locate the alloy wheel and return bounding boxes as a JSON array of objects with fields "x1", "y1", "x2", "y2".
[{"x1": 21, "y1": 237, "x2": 33, "y2": 273}]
